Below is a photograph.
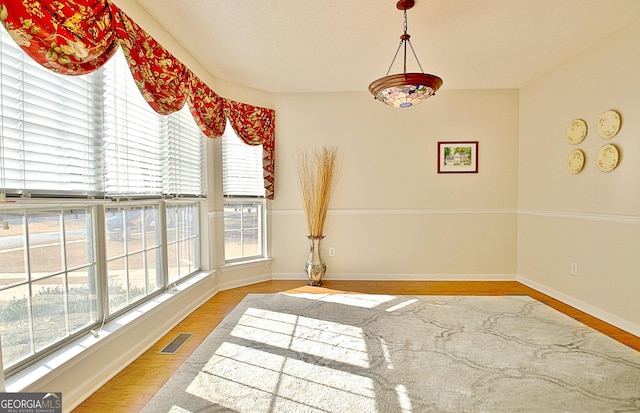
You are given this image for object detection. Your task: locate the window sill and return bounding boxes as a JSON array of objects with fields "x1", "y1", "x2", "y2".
[
  {"x1": 5, "y1": 270, "x2": 215, "y2": 393},
  {"x1": 220, "y1": 257, "x2": 273, "y2": 272}
]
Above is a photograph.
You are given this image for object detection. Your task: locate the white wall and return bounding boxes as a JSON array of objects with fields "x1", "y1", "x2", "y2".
[
  {"x1": 270, "y1": 89, "x2": 519, "y2": 280},
  {"x1": 517, "y1": 20, "x2": 640, "y2": 335}
]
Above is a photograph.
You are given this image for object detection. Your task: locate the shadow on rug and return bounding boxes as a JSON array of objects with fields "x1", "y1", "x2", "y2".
[{"x1": 142, "y1": 293, "x2": 640, "y2": 412}]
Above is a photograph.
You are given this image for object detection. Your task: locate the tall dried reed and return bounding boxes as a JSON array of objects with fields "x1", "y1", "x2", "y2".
[{"x1": 296, "y1": 146, "x2": 338, "y2": 238}]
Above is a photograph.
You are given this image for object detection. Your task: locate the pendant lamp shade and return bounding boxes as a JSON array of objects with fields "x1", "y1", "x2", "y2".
[{"x1": 369, "y1": 0, "x2": 443, "y2": 108}]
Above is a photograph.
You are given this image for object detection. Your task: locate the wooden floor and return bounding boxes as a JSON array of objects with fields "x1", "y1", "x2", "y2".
[{"x1": 72, "y1": 280, "x2": 640, "y2": 413}]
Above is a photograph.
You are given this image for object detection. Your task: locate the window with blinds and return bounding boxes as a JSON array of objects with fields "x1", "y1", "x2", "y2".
[
  {"x1": 0, "y1": 30, "x2": 206, "y2": 199},
  {"x1": 222, "y1": 122, "x2": 265, "y2": 261},
  {"x1": 0, "y1": 29, "x2": 205, "y2": 376},
  {"x1": 0, "y1": 28, "x2": 103, "y2": 196},
  {"x1": 102, "y1": 50, "x2": 163, "y2": 197},
  {"x1": 221, "y1": 120, "x2": 265, "y2": 198},
  {"x1": 165, "y1": 111, "x2": 207, "y2": 196}
]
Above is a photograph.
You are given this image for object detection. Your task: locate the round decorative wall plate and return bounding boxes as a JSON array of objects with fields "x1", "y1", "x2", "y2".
[
  {"x1": 567, "y1": 149, "x2": 585, "y2": 174},
  {"x1": 596, "y1": 144, "x2": 619, "y2": 172},
  {"x1": 597, "y1": 110, "x2": 621, "y2": 139},
  {"x1": 566, "y1": 118, "x2": 587, "y2": 144}
]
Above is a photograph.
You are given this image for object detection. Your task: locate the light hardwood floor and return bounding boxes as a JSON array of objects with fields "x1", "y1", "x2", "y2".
[{"x1": 72, "y1": 280, "x2": 640, "y2": 413}]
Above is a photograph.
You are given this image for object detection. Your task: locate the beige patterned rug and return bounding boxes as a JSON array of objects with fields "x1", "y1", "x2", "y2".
[{"x1": 141, "y1": 292, "x2": 640, "y2": 413}]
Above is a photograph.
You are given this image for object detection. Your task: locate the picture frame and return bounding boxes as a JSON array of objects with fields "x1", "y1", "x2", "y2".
[{"x1": 437, "y1": 141, "x2": 479, "y2": 173}]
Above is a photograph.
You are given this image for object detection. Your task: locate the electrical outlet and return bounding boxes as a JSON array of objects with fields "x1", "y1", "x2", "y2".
[
  {"x1": 328, "y1": 247, "x2": 336, "y2": 257},
  {"x1": 570, "y1": 263, "x2": 578, "y2": 276}
]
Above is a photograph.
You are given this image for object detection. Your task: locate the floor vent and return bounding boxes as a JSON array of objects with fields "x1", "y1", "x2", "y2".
[{"x1": 159, "y1": 333, "x2": 193, "y2": 354}]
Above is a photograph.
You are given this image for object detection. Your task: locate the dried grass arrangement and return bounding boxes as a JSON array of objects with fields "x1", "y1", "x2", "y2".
[{"x1": 296, "y1": 146, "x2": 338, "y2": 238}]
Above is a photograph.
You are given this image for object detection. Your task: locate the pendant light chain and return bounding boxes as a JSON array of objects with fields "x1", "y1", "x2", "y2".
[
  {"x1": 406, "y1": 39, "x2": 425, "y2": 74},
  {"x1": 383, "y1": 7, "x2": 425, "y2": 77},
  {"x1": 404, "y1": 7, "x2": 425, "y2": 74},
  {"x1": 384, "y1": 41, "x2": 404, "y2": 77}
]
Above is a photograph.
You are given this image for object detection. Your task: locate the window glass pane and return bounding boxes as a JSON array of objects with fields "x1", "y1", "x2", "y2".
[
  {"x1": 167, "y1": 242, "x2": 179, "y2": 285},
  {"x1": 123, "y1": 207, "x2": 145, "y2": 252},
  {"x1": 242, "y1": 228, "x2": 260, "y2": 257},
  {"x1": 105, "y1": 204, "x2": 163, "y2": 314},
  {"x1": 68, "y1": 266, "x2": 97, "y2": 334},
  {"x1": 106, "y1": 208, "x2": 126, "y2": 246},
  {"x1": 224, "y1": 230, "x2": 241, "y2": 260},
  {"x1": 0, "y1": 212, "x2": 27, "y2": 285},
  {"x1": 224, "y1": 200, "x2": 263, "y2": 261},
  {"x1": 224, "y1": 204, "x2": 241, "y2": 231},
  {"x1": 64, "y1": 208, "x2": 94, "y2": 270},
  {"x1": 188, "y1": 236, "x2": 198, "y2": 274},
  {"x1": 178, "y1": 241, "x2": 190, "y2": 277},
  {"x1": 0, "y1": 284, "x2": 32, "y2": 368},
  {"x1": 144, "y1": 207, "x2": 160, "y2": 249},
  {"x1": 107, "y1": 257, "x2": 127, "y2": 313},
  {"x1": 242, "y1": 204, "x2": 259, "y2": 228},
  {"x1": 32, "y1": 275, "x2": 66, "y2": 352},
  {"x1": 0, "y1": 206, "x2": 98, "y2": 372},
  {"x1": 27, "y1": 210, "x2": 63, "y2": 278},
  {"x1": 128, "y1": 251, "x2": 146, "y2": 303},
  {"x1": 166, "y1": 202, "x2": 200, "y2": 284},
  {"x1": 146, "y1": 248, "x2": 161, "y2": 293}
]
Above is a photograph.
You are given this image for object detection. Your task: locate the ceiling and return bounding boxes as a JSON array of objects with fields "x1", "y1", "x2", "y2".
[{"x1": 126, "y1": 0, "x2": 640, "y2": 94}]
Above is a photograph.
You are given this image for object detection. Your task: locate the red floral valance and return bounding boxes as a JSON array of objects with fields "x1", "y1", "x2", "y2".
[
  {"x1": 115, "y1": 11, "x2": 191, "y2": 115},
  {"x1": 224, "y1": 99, "x2": 276, "y2": 199},
  {"x1": 0, "y1": 0, "x2": 119, "y2": 74},
  {"x1": 0, "y1": 0, "x2": 276, "y2": 199}
]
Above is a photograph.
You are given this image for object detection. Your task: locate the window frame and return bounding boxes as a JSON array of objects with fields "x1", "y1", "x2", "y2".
[
  {"x1": 221, "y1": 119, "x2": 267, "y2": 264},
  {"x1": 0, "y1": 198, "x2": 205, "y2": 376},
  {"x1": 0, "y1": 31, "x2": 207, "y2": 376},
  {"x1": 223, "y1": 197, "x2": 267, "y2": 263}
]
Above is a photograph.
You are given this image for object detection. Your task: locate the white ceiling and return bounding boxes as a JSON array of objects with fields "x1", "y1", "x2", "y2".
[{"x1": 127, "y1": 0, "x2": 640, "y2": 94}]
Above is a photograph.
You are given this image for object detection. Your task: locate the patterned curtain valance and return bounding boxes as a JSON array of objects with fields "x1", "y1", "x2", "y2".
[
  {"x1": 0, "y1": 0, "x2": 276, "y2": 199},
  {"x1": 115, "y1": 11, "x2": 191, "y2": 115},
  {"x1": 224, "y1": 99, "x2": 276, "y2": 200},
  {"x1": 0, "y1": 0, "x2": 120, "y2": 74}
]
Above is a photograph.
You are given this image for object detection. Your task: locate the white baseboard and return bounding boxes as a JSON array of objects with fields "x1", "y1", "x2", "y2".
[
  {"x1": 517, "y1": 275, "x2": 640, "y2": 338},
  {"x1": 272, "y1": 272, "x2": 516, "y2": 282},
  {"x1": 217, "y1": 273, "x2": 272, "y2": 291}
]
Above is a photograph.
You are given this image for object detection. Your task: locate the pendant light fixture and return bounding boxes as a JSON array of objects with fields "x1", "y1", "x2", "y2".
[{"x1": 369, "y1": 0, "x2": 442, "y2": 108}]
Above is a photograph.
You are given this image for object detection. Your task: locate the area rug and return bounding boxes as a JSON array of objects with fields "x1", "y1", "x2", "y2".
[{"x1": 141, "y1": 292, "x2": 640, "y2": 413}]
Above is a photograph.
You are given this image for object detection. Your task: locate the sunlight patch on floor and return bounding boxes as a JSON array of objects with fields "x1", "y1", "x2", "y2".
[
  {"x1": 287, "y1": 292, "x2": 397, "y2": 308},
  {"x1": 232, "y1": 307, "x2": 369, "y2": 367},
  {"x1": 187, "y1": 341, "x2": 377, "y2": 412}
]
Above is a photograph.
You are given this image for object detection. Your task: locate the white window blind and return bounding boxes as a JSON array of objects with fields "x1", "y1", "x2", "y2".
[
  {"x1": 222, "y1": 120, "x2": 264, "y2": 197},
  {"x1": 0, "y1": 28, "x2": 103, "y2": 196},
  {"x1": 0, "y1": 27, "x2": 206, "y2": 199},
  {"x1": 165, "y1": 108, "x2": 207, "y2": 196},
  {"x1": 102, "y1": 49, "x2": 163, "y2": 197}
]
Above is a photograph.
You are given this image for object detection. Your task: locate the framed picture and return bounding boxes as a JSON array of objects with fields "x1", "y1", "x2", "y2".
[{"x1": 437, "y1": 141, "x2": 478, "y2": 173}]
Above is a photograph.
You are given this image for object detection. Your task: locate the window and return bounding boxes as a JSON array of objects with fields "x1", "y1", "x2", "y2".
[
  {"x1": 166, "y1": 202, "x2": 201, "y2": 284},
  {"x1": 0, "y1": 205, "x2": 98, "y2": 370},
  {"x1": 0, "y1": 30, "x2": 103, "y2": 196},
  {"x1": 222, "y1": 121, "x2": 266, "y2": 261},
  {"x1": 0, "y1": 29, "x2": 205, "y2": 375},
  {"x1": 105, "y1": 203, "x2": 162, "y2": 313},
  {"x1": 223, "y1": 200, "x2": 263, "y2": 260}
]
